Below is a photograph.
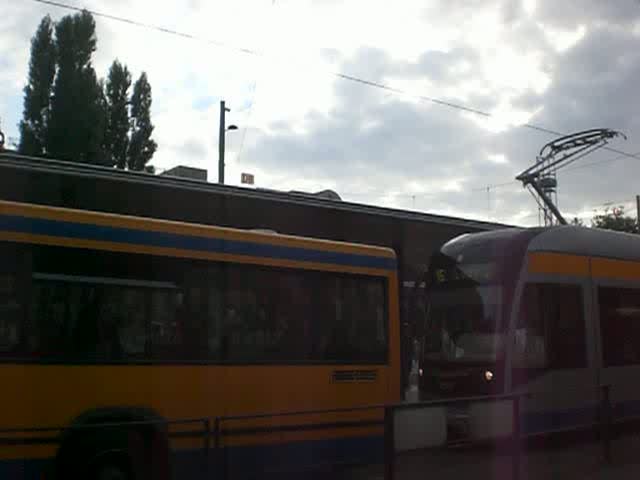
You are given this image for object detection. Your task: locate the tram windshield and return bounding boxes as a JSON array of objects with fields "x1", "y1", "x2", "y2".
[{"x1": 422, "y1": 231, "x2": 529, "y2": 364}]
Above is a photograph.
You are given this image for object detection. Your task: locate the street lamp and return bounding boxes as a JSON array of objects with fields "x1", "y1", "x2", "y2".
[{"x1": 218, "y1": 101, "x2": 238, "y2": 185}]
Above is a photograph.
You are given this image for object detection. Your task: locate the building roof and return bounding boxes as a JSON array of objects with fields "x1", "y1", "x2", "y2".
[{"x1": 0, "y1": 152, "x2": 510, "y2": 231}]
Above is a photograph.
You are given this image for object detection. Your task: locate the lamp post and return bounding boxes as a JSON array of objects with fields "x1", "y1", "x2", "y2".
[{"x1": 218, "y1": 100, "x2": 238, "y2": 184}]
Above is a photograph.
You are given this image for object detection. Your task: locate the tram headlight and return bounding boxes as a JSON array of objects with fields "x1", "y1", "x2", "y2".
[
  {"x1": 419, "y1": 368, "x2": 423, "y2": 377},
  {"x1": 484, "y1": 370, "x2": 493, "y2": 382}
]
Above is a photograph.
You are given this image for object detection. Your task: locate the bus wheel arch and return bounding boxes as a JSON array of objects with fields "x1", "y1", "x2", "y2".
[
  {"x1": 54, "y1": 406, "x2": 170, "y2": 480},
  {"x1": 89, "y1": 450, "x2": 133, "y2": 480}
]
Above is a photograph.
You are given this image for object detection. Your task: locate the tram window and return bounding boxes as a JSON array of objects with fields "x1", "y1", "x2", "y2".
[
  {"x1": 515, "y1": 283, "x2": 586, "y2": 370},
  {"x1": 599, "y1": 287, "x2": 640, "y2": 367}
]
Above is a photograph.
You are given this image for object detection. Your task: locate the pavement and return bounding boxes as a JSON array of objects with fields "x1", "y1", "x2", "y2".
[
  {"x1": 336, "y1": 433, "x2": 640, "y2": 480},
  {"x1": 339, "y1": 372, "x2": 640, "y2": 479}
]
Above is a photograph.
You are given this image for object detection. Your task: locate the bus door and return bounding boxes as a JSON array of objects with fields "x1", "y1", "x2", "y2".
[{"x1": 510, "y1": 276, "x2": 599, "y2": 436}]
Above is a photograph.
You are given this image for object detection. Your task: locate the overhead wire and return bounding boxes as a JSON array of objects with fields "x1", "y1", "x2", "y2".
[{"x1": 234, "y1": 0, "x2": 279, "y2": 166}]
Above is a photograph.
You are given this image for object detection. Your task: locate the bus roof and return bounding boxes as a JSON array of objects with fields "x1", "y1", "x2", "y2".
[{"x1": 0, "y1": 199, "x2": 397, "y2": 272}]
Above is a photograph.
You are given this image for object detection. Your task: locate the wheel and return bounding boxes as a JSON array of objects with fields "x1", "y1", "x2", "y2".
[{"x1": 92, "y1": 460, "x2": 131, "y2": 480}]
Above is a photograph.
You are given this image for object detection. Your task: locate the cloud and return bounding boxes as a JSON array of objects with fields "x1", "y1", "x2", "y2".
[
  {"x1": 239, "y1": 2, "x2": 640, "y2": 225},
  {"x1": 535, "y1": 0, "x2": 640, "y2": 27},
  {"x1": 2, "y1": 0, "x2": 639, "y2": 227}
]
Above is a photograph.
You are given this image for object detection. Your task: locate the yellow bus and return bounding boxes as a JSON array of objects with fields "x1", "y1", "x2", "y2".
[
  {"x1": 0, "y1": 199, "x2": 400, "y2": 479},
  {"x1": 420, "y1": 226, "x2": 640, "y2": 439}
]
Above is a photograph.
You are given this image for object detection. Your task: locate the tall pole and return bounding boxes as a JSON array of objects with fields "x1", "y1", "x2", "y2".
[
  {"x1": 636, "y1": 194, "x2": 640, "y2": 231},
  {"x1": 218, "y1": 100, "x2": 228, "y2": 184}
]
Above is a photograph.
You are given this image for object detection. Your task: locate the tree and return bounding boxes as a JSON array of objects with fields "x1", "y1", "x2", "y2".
[
  {"x1": 592, "y1": 206, "x2": 638, "y2": 234},
  {"x1": 46, "y1": 11, "x2": 107, "y2": 165},
  {"x1": 127, "y1": 72, "x2": 157, "y2": 171},
  {"x1": 19, "y1": 16, "x2": 56, "y2": 156},
  {"x1": 104, "y1": 60, "x2": 131, "y2": 169},
  {"x1": 0, "y1": 116, "x2": 5, "y2": 151},
  {"x1": 570, "y1": 217, "x2": 585, "y2": 227}
]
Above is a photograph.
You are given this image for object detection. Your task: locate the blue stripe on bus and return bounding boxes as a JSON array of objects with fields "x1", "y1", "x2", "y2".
[
  {"x1": 0, "y1": 215, "x2": 396, "y2": 271},
  {"x1": 0, "y1": 435, "x2": 383, "y2": 480},
  {"x1": 172, "y1": 435, "x2": 383, "y2": 479},
  {"x1": 5, "y1": 399, "x2": 640, "y2": 480},
  {"x1": 0, "y1": 457, "x2": 48, "y2": 480}
]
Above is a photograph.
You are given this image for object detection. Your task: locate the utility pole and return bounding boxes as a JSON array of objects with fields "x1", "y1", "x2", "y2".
[
  {"x1": 636, "y1": 194, "x2": 640, "y2": 231},
  {"x1": 218, "y1": 100, "x2": 230, "y2": 184}
]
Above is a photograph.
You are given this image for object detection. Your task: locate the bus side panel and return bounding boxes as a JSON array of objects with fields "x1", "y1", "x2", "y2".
[{"x1": 0, "y1": 365, "x2": 385, "y2": 479}]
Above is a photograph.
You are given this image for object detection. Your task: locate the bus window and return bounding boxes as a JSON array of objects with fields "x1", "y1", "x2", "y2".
[
  {"x1": 0, "y1": 273, "x2": 22, "y2": 353},
  {"x1": 115, "y1": 289, "x2": 147, "y2": 357},
  {"x1": 514, "y1": 283, "x2": 586, "y2": 371},
  {"x1": 150, "y1": 289, "x2": 181, "y2": 356},
  {"x1": 28, "y1": 282, "x2": 70, "y2": 358},
  {"x1": 313, "y1": 275, "x2": 387, "y2": 364},
  {"x1": 599, "y1": 287, "x2": 640, "y2": 367},
  {"x1": 176, "y1": 284, "x2": 208, "y2": 359},
  {"x1": 206, "y1": 286, "x2": 224, "y2": 358}
]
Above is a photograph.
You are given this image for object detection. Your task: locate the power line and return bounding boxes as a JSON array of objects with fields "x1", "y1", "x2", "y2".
[
  {"x1": 236, "y1": 0, "x2": 279, "y2": 165},
  {"x1": 562, "y1": 150, "x2": 640, "y2": 174},
  {"x1": 473, "y1": 147, "x2": 640, "y2": 194},
  {"x1": 31, "y1": 0, "x2": 261, "y2": 55},
  {"x1": 471, "y1": 179, "x2": 519, "y2": 192},
  {"x1": 28, "y1": 0, "x2": 640, "y2": 164},
  {"x1": 234, "y1": 81, "x2": 257, "y2": 165}
]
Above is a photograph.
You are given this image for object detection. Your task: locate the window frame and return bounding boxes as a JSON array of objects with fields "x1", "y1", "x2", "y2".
[
  {"x1": 0, "y1": 242, "x2": 391, "y2": 366},
  {"x1": 598, "y1": 284, "x2": 640, "y2": 368},
  {"x1": 512, "y1": 281, "x2": 588, "y2": 372}
]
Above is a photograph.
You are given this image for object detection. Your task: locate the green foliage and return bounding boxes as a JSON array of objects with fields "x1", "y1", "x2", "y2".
[
  {"x1": 0, "y1": 116, "x2": 5, "y2": 151},
  {"x1": 128, "y1": 72, "x2": 157, "y2": 171},
  {"x1": 591, "y1": 206, "x2": 638, "y2": 234},
  {"x1": 19, "y1": 11, "x2": 156, "y2": 168},
  {"x1": 47, "y1": 11, "x2": 107, "y2": 164},
  {"x1": 19, "y1": 16, "x2": 56, "y2": 156},
  {"x1": 104, "y1": 60, "x2": 131, "y2": 169}
]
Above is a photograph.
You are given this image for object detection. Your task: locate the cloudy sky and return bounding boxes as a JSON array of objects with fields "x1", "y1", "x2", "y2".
[{"x1": 2, "y1": 0, "x2": 640, "y2": 225}]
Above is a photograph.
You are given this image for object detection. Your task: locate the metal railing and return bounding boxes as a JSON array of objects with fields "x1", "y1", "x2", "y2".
[
  {"x1": 0, "y1": 384, "x2": 623, "y2": 480},
  {"x1": 382, "y1": 392, "x2": 526, "y2": 480}
]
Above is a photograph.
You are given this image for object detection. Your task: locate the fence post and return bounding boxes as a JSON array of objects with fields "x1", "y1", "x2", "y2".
[
  {"x1": 214, "y1": 417, "x2": 225, "y2": 480},
  {"x1": 214, "y1": 417, "x2": 220, "y2": 450},
  {"x1": 203, "y1": 419, "x2": 211, "y2": 478},
  {"x1": 600, "y1": 385, "x2": 613, "y2": 465},
  {"x1": 384, "y1": 406, "x2": 395, "y2": 480},
  {"x1": 511, "y1": 396, "x2": 521, "y2": 480}
]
